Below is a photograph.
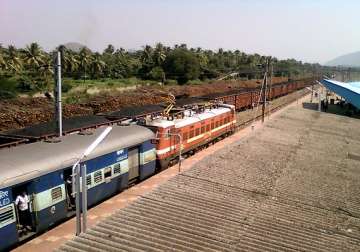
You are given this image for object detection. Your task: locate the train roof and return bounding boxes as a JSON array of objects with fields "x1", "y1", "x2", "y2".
[
  {"x1": 147, "y1": 105, "x2": 233, "y2": 129},
  {"x1": 0, "y1": 125, "x2": 155, "y2": 189}
]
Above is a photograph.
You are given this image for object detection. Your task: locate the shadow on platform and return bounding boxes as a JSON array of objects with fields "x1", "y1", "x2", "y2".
[
  {"x1": 302, "y1": 102, "x2": 318, "y2": 111},
  {"x1": 302, "y1": 102, "x2": 360, "y2": 119}
]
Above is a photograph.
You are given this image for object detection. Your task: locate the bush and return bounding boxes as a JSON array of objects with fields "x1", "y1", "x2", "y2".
[
  {"x1": 165, "y1": 79, "x2": 178, "y2": 85},
  {"x1": 0, "y1": 90, "x2": 17, "y2": 99},
  {"x1": 16, "y1": 77, "x2": 35, "y2": 92},
  {"x1": 187, "y1": 79, "x2": 203, "y2": 85},
  {"x1": 61, "y1": 82, "x2": 72, "y2": 93},
  {"x1": 0, "y1": 77, "x2": 19, "y2": 93},
  {"x1": 149, "y1": 67, "x2": 165, "y2": 81}
]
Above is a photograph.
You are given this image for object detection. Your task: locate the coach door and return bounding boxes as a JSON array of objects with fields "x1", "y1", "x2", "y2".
[
  {"x1": 11, "y1": 182, "x2": 36, "y2": 240},
  {"x1": 128, "y1": 147, "x2": 140, "y2": 181}
]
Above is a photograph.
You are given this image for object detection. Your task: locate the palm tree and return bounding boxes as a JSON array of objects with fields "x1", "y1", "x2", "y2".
[
  {"x1": 115, "y1": 47, "x2": 125, "y2": 58},
  {"x1": 0, "y1": 44, "x2": 6, "y2": 71},
  {"x1": 153, "y1": 43, "x2": 166, "y2": 66},
  {"x1": 78, "y1": 47, "x2": 92, "y2": 83},
  {"x1": 90, "y1": 53, "x2": 106, "y2": 79},
  {"x1": 140, "y1": 45, "x2": 153, "y2": 65},
  {"x1": 61, "y1": 49, "x2": 79, "y2": 76},
  {"x1": 0, "y1": 52, "x2": 7, "y2": 71},
  {"x1": 22, "y1": 42, "x2": 45, "y2": 69},
  {"x1": 39, "y1": 55, "x2": 54, "y2": 90},
  {"x1": 103, "y1": 44, "x2": 115, "y2": 55},
  {"x1": 5, "y1": 45, "x2": 22, "y2": 73}
]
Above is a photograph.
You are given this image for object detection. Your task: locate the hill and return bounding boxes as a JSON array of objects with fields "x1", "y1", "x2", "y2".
[
  {"x1": 63, "y1": 42, "x2": 87, "y2": 52},
  {"x1": 326, "y1": 51, "x2": 360, "y2": 67}
]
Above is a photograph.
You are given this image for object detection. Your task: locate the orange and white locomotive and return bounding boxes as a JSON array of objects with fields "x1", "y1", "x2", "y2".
[{"x1": 145, "y1": 104, "x2": 236, "y2": 169}]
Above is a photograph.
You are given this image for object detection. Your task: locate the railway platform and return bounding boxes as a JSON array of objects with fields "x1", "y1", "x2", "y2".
[{"x1": 56, "y1": 93, "x2": 360, "y2": 252}]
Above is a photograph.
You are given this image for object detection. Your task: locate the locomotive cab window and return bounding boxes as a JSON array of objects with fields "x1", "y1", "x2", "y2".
[
  {"x1": 189, "y1": 130, "x2": 194, "y2": 138},
  {"x1": 195, "y1": 128, "x2": 200, "y2": 136},
  {"x1": 164, "y1": 129, "x2": 170, "y2": 138}
]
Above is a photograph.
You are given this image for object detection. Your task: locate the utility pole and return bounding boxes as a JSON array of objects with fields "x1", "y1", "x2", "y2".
[
  {"x1": 261, "y1": 58, "x2": 270, "y2": 123},
  {"x1": 54, "y1": 51, "x2": 63, "y2": 137},
  {"x1": 72, "y1": 126, "x2": 112, "y2": 236},
  {"x1": 81, "y1": 164, "x2": 88, "y2": 232},
  {"x1": 267, "y1": 61, "x2": 273, "y2": 119}
]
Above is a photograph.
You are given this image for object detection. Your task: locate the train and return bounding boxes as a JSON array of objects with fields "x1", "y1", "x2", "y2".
[
  {"x1": 204, "y1": 79, "x2": 311, "y2": 111},
  {"x1": 0, "y1": 103, "x2": 236, "y2": 251},
  {"x1": 0, "y1": 78, "x2": 313, "y2": 251}
]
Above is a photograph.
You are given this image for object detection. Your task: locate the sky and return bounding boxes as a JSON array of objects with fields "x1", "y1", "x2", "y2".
[{"x1": 1, "y1": 0, "x2": 359, "y2": 64}]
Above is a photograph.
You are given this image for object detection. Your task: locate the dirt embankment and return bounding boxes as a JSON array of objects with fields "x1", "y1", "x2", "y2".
[{"x1": 0, "y1": 77, "x2": 287, "y2": 132}]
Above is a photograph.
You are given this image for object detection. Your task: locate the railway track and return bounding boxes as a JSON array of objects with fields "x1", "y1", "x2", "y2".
[{"x1": 234, "y1": 88, "x2": 311, "y2": 130}]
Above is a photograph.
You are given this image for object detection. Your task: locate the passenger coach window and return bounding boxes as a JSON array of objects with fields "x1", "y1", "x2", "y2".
[
  {"x1": 51, "y1": 187, "x2": 62, "y2": 202},
  {"x1": 94, "y1": 171, "x2": 103, "y2": 184},
  {"x1": 211, "y1": 122, "x2": 214, "y2": 129},
  {"x1": 183, "y1": 132, "x2": 188, "y2": 140},
  {"x1": 201, "y1": 126, "x2": 205, "y2": 134},
  {"x1": 86, "y1": 175, "x2": 92, "y2": 186},
  {"x1": 206, "y1": 125, "x2": 210, "y2": 131},
  {"x1": 113, "y1": 163, "x2": 121, "y2": 174},
  {"x1": 0, "y1": 205, "x2": 15, "y2": 226},
  {"x1": 195, "y1": 128, "x2": 200, "y2": 136}
]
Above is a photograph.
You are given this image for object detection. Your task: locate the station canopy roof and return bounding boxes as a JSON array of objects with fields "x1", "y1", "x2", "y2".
[{"x1": 321, "y1": 79, "x2": 360, "y2": 109}]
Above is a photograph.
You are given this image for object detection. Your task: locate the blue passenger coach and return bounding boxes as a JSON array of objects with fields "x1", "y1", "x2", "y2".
[{"x1": 0, "y1": 125, "x2": 155, "y2": 251}]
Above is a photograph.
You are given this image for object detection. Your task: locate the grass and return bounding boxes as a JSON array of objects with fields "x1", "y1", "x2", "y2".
[{"x1": 63, "y1": 77, "x2": 160, "y2": 90}]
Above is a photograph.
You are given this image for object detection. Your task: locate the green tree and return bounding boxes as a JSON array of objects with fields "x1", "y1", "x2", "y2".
[
  {"x1": 153, "y1": 43, "x2": 166, "y2": 66},
  {"x1": 59, "y1": 46, "x2": 79, "y2": 76},
  {"x1": 5, "y1": 45, "x2": 22, "y2": 73},
  {"x1": 22, "y1": 42, "x2": 45, "y2": 69},
  {"x1": 77, "y1": 47, "x2": 92, "y2": 82},
  {"x1": 0, "y1": 51, "x2": 7, "y2": 72},
  {"x1": 163, "y1": 49, "x2": 200, "y2": 84},
  {"x1": 140, "y1": 45, "x2": 153, "y2": 65},
  {"x1": 38, "y1": 54, "x2": 54, "y2": 90},
  {"x1": 104, "y1": 44, "x2": 115, "y2": 55},
  {"x1": 149, "y1": 66, "x2": 165, "y2": 82},
  {"x1": 89, "y1": 53, "x2": 106, "y2": 79}
]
